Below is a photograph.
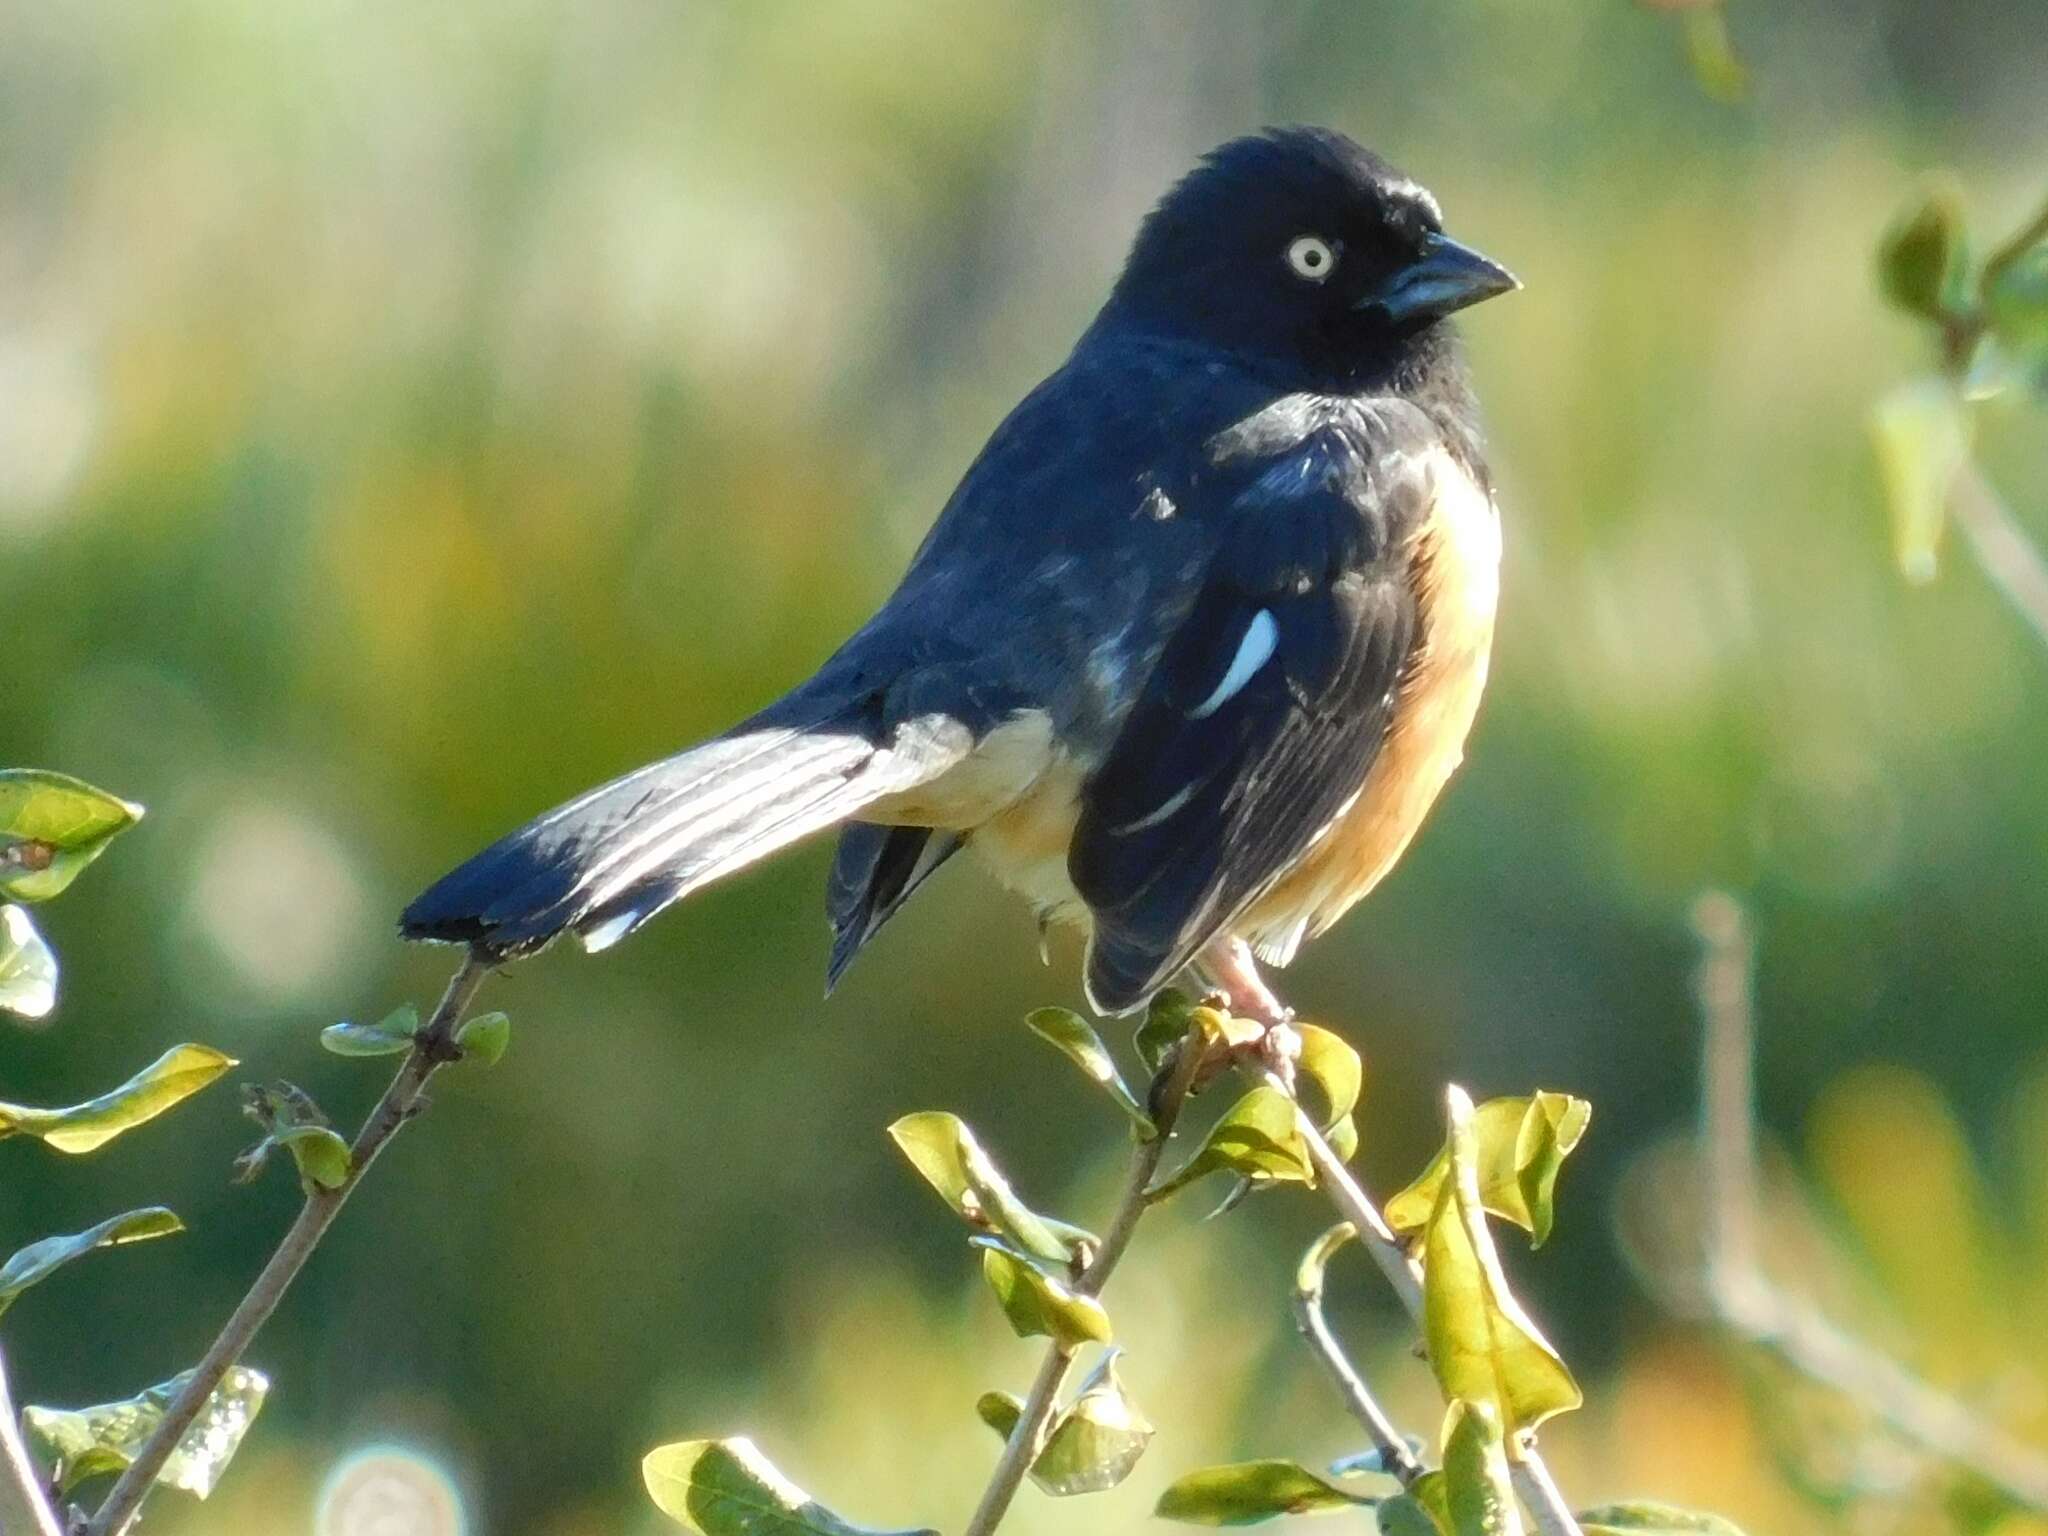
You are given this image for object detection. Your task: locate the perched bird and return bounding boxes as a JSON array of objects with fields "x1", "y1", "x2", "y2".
[{"x1": 402, "y1": 126, "x2": 1518, "y2": 1024}]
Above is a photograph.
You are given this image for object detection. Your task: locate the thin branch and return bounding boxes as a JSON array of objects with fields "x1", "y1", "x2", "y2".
[
  {"x1": 1689, "y1": 894, "x2": 2048, "y2": 1512},
  {"x1": 1269, "y1": 1071, "x2": 1584, "y2": 1536},
  {"x1": 85, "y1": 951, "x2": 493, "y2": 1536},
  {"x1": 1291, "y1": 1224, "x2": 1424, "y2": 1487},
  {"x1": 1949, "y1": 464, "x2": 2048, "y2": 657},
  {"x1": 961, "y1": 1129, "x2": 1170, "y2": 1536},
  {"x1": 0, "y1": 1347, "x2": 64, "y2": 1536}
]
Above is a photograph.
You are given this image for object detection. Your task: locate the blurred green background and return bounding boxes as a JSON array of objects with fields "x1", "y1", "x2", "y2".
[{"x1": 4, "y1": 1, "x2": 2047, "y2": 1531}]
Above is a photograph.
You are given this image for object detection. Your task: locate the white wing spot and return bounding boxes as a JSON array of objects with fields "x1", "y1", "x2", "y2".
[
  {"x1": 1112, "y1": 782, "x2": 1197, "y2": 836},
  {"x1": 1190, "y1": 609, "x2": 1279, "y2": 719},
  {"x1": 579, "y1": 909, "x2": 640, "y2": 953}
]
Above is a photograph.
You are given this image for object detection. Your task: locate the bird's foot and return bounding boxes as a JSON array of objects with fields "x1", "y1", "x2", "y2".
[{"x1": 1195, "y1": 938, "x2": 1301, "y2": 1088}]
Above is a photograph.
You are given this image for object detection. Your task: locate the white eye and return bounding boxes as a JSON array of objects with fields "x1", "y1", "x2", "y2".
[{"x1": 1285, "y1": 235, "x2": 1337, "y2": 282}]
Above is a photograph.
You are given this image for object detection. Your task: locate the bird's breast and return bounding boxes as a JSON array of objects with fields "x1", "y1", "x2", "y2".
[{"x1": 1243, "y1": 449, "x2": 1500, "y2": 961}]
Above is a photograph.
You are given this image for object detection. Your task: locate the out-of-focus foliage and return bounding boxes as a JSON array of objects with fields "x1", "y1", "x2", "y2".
[
  {"x1": 0, "y1": 1044, "x2": 233, "y2": 1155},
  {"x1": 2, "y1": 0, "x2": 2045, "y2": 1531},
  {"x1": 23, "y1": 1366, "x2": 268, "y2": 1499}
]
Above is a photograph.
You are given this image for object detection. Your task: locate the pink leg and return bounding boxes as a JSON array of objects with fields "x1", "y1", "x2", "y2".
[{"x1": 1194, "y1": 935, "x2": 1293, "y2": 1026}]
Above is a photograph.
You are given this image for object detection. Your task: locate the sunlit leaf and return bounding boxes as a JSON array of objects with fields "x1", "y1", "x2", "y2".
[
  {"x1": 1025, "y1": 1008, "x2": 1151, "y2": 1131},
  {"x1": 642, "y1": 1437, "x2": 934, "y2": 1535},
  {"x1": 1295, "y1": 1025, "x2": 1362, "y2": 1131},
  {"x1": 1578, "y1": 1503, "x2": 1748, "y2": 1536},
  {"x1": 0, "y1": 770, "x2": 144, "y2": 903},
  {"x1": 886, "y1": 1112, "x2": 1072, "y2": 1263},
  {"x1": 1148, "y1": 1086, "x2": 1313, "y2": 1202},
  {"x1": 320, "y1": 1005, "x2": 419, "y2": 1058},
  {"x1": 1153, "y1": 1459, "x2": 1368, "y2": 1524},
  {"x1": 978, "y1": 1243, "x2": 1111, "y2": 1348},
  {"x1": 458, "y1": 1011, "x2": 511, "y2": 1067},
  {"x1": 233, "y1": 1082, "x2": 350, "y2": 1192},
  {"x1": 1877, "y1": 182, "x2": 1969, "y2": 321},
  {"x1": 1439, "y1": 1399, "x2": 1521, "y2": 1536},
  {"x1": 0, "y1": 1208, "x2": 183, "y2": 1316},
  {"x1": 1420, "y1": 1087, "x2": 1582, "y2": 1437},
  {"x1": 975, "y1": 1392, "x2": 1023, "y2": 1441},
  {"x1": 1871, "y1": 376, "x2": 1971, "y2": 585},
  {"x1": 0, "y1": 1044, "x2": 236, "y2": 1153},
  {"x1": 0, "y1": 904, "x2": 57, "y2": 1021},
  {"x1": 1029, "y1": 1353, "x2": 1153, "y2": 1497},
  {"x1": 24, "y1": 1366, "x2": 267, "y2": 1497},
  {"x1": 1387, "y1": 1093, "x2": 1591, "y2": 1248}
]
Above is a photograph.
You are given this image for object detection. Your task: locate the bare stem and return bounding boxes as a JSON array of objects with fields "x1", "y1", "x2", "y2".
[
  {"x1": 1292, "y1": 1225, "x2": 1423, "y2": 1486},
  {"x1": 0, "y1": 1347, "x2": 63, "y2": 1536},
  {"x1": 1949, "y1": 465, "x2": 2048, "y2": 657},
  {"x1": 1270, "y1": 1072, "x2": 1583, "y2": 1536},
  {"x1": 1689, "y1": 895, "x2": 2048, "y2": 1511},
  {"x1": 85, "y1": 951, "x2": 492, "y2": 1536}
]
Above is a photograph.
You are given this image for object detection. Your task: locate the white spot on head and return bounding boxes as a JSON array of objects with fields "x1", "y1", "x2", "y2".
[{"x1": 1190, "y1": 609, "x2": 1279, "y2": 719}]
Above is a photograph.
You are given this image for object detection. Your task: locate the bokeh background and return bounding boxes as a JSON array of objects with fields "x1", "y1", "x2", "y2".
[{"x1": 4, "y1": 1, "x2": 2047, "y2": 1532}]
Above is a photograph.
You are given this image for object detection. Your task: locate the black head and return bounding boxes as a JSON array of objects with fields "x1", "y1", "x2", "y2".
[{"x1": 1094, "y1": 127, "x2": 1517, "y2": 387}]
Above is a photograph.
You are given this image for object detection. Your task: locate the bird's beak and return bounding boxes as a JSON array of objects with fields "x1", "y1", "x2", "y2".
[{"x1": 1363, "y1": 232, "x2": 1520, "y2": 324}]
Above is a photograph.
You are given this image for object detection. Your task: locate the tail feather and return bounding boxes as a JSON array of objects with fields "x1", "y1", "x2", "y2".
[{"x1": 401, "y1": 709, "x2": 966, "y2": 955}]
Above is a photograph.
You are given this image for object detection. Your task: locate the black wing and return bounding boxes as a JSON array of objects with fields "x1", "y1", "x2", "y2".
[{"x1": 1070, "y1": 415, "x2": 1437, "y2": 1012}]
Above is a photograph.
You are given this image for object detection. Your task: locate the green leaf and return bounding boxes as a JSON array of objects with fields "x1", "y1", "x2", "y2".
[
  {"x1": 975, "y1": 1391, "x2": 1023, "y2": 1441},
  {"x1": 0, "y1": 770, "x2": 144, "y2": 903},
  {"x1": 233, "y1": 1083, "x2": 350, "y2": 1192},
  {"x1": 1871, "y1": 376, "x2": 1971, "y2": 585},
  {"x1": 1153, "y1": 1460, "x2": 1368, "y2": 1525},
  {"x1": 24, "y1": 1365, "x2": 267, "y2": 1497},
  {"x1": 0, "y1": 904, "x2": 58, "y2": 1020},
  {"x1": 1987, "y1": 243, "x2": 2048, "y2": 373},
  {"x1": 1439, "y1": 1399, "x2": 1521, "y2": 1536},
  {"x1": 1420, "y1": 1086, "x2": 1583, "y2": 1437},
  {"x1": 642, "y1": 1437, "x2": 934, "y2": 1535},
  {"x1": 1295, "y1": 1221, "x2": 1355, "y2": 1300},
  {"x1": 1296, "y1": 1025, "x2": 1362, "y2": 1127},
  {"x1": 1378, "y1": 1491, "x2": 1452, "y2": 1536},
  {"x1": 1148, "y1": 1086, "x2": 1313, "y2": 1202},
  {"x1": 0, "y1": 1043, "x2": 236, "y2": 1153},
  {"x1": 979, "y1": 1244, "x2": 1111, "y2": 1348},
  {"x1": 0, "y1": 1208, "x2": 183, "y2": 1316},
  {"x1": 1134, "y1": 989, "x2": 1195, "y2": 1076},
  {"x1": 886, "y1": 1112, "x2": 1073, "y2": 1264},
  {"x1": 1877, "y1": 182, "x2": 1969, "y2": 320},
  {"x1": 458, "y1": 1010, "x2": 511, "y2": 1066},
  {"x1": 1577, "y1": 1505, "x2": 1748, "y2": 1536},
  {"x1": 320, "y1": 1004, "x2": 419, "y2": 1057},
  {"x1": 1028, "y1": 1353, "x2": 1154, "y2": 1497},
  {"x1": 1386, "y1": 1093, "x2": 1592, "y2": 1248},
  {"x1": 1025, "y1": 1008, "x2": 1152, "y2": 1131}
]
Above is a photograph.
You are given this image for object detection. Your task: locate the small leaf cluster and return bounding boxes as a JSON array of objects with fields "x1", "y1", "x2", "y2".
[
  {"x1": 1870, "y1": 185, "x2": 2048, "y2": 584},
  {"x1": 0, "y1": 771, "x2": 142, "y2": 1021}
]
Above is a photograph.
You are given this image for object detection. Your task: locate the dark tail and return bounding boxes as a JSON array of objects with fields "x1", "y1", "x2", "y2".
[{"x1": 401, "y1": 704, "x2": 957, "y2": 957}]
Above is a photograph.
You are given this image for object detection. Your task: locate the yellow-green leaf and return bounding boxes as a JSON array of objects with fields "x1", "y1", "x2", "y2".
[
  {"x1": 1877, "y1": 182, "x2": 1968, "y2": 320},
  {"x1": 1871, "y1": 376, "x2": 1971, "y2": 585},
  {"x1": 1148, "y1": 1086, "x2": 1313, "y2": 1202},
  {"x1": 1987, "y1": 242, "x2": 2048, "y2": 372},
  {"x1": 1028, "y1": 1354, "x2": 1153, "y2": 1497},
  {"x1": 457, "y1": 1011, "x2": 511, "y2": 1067},
  {"x1": 1134, "y1": 989, "x2": 1196, "y2": 1075},
  {"x1": 642, "y1": 1437, "x2": 933, "y2": 1535},
  {"x1": 1296, "y1": 1025, "x2": 1362, "y2": 1130},
  {"x1": 1153, "y1": 1459, "x2": 1368, "y2": 1525},
  {"x1": 1025, "y1": 1008, "x2": 1152, "y2": 1131},
  {"x1": 975, "y1": 1391, "x2": 1023, "y2": 1441},
  {"x1": 0, "y1": 904, "x2": 57, "y2": 1020},
  {"x1": 886, "y1": 1112, "x2": 1072, "y2": 1263},
  {"x1": 1577, "y1": 1504, "x2": 1748, "y2": 1536},
  {"x1": 24, "y1": 1366, "x2": 266, "y2": 1497},
  {"x1": 1439, "y1": 1399, "x2": 1521, "y2": 1536},
  {"x1": 979, "y1": 1245, "x2": 1111, "y2": 1348},
  {"x1": 1379, "y1": 1490, "x2": 1452, "y2": 1536},
  {"x1": 1386, "y1": 1093, "x2": 1591, "y2": 1248},
  {"x1": 0, "y1": 771, "x2": 144, "y2": 903},
  {"x1": 1420, "y1": 1087, "x2": 1582, "y2": 1437},
  {"x1": 0, "y1": 1044, "x2": 236, "y2": 1154},
  {"x1": 320, "y1": 1005, "x2": 419, "y2": 1058},
  {"x1": 0, "y1": 1208, "x2": 183, "y2": 1316}
]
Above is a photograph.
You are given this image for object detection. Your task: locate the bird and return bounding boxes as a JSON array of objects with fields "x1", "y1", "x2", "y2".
[{"x1": 400, "y1": 126, "x2": 1518, "y2": 1027}]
